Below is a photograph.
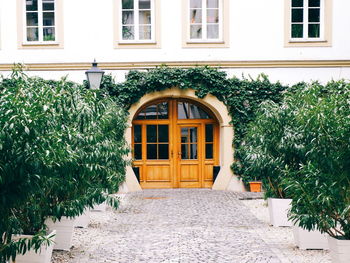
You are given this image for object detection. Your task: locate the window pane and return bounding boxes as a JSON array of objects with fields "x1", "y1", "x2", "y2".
[
  {"x1": 147, "y1": 125, "x2": 157, "y2": 142},
  {"x1": 189, "y1": 104, "x2": 210, "y2": 119},
  {"x1": 190, "y1": 9, "x2": 202, "y2": 23},
  {"x1": 181, "y1": 144, "x2": 188, "y2": 159},
  {"x1": 308, "y1": 8, "x2": 320, "y2": 22},
  {"x1": 27, "y1": 28, "x2": 38, "y2": 41},
  {"x1": 190, "y1": 25, "x2": 202, "y2": 39},
  {"x1": 145, "y1": 104, "x2": 157, "y2": 119},
  {"x1": 207, "y1": 25, "x2": 219, "y2": 39},
  {"x1": 139, "y1": 10, "x2": 151, "y2": 24},
  {"x1": 207, "y1": 9, "x2": 218, "y2": 23},
  {"x1": 308, "y1": 24, "x2": 320, "y2": 38},
  {"x1": 292, "y1": 9, "x2": 303, "y2": 22},
  {"x1": 309, "y1": 0, "x2": 320, "y2": 7},
  {"x1": 43, "y1": 0, "x2": 54, "y2": 11},
  {"x1": 190, "y1": 144, "x2": 198, "y2": 159},
  {"x1": 178, "y1": 102, "x2": 189, "y2": 119},
  {"x1": 181, "y1": 128, "x2": 188, "y2": 143},
  {"x1": 43, "y1": 27, "x2": 55, "y2": 41},
  {"x1": 122, "y1": 11, "x2": 134, "y2": 24},
  {"x1": 139, "y1": 26, "x2": 151, "y2": 40},
  {"x1": 292, "y1": 0, "x2": 303, "y2": 7},
  {"x1": 291, "y1": 24, "x2": 303, "y2": 38},
  {"x1": 158, "y1": 125, "x2": 169, "y2": 143},
  {"x1": 158, "y1": 144, "x2": 169, "y2": 159},
  {"x1": 190, "y1": 0, "x2": 202, "y2": 8},
  {"x1": 157, "y1": 102, "x2": 168, "y2": 119},
  {"x1": 139, "y1": 0, "x2": 151, "y2": 9},
  {"x1": 206, "y1": 144, "x2": 213, "y2": 159},
  {"x1": 122, "y1": 26, "x2": 135, "y2": 40},
  {"x1": 147, "y1": 144, "x2": 157, "y2": 159},
  {"x1": 189, "y1": 127, "x2": 197, "y2": 142},
  {"x1": 122, "y1": 0, "x2": 134, "y2": 9},
  {"x1": 26, "y1": 13, "x2": 38, "y2": 26},
  {"x1": 26, "y1": 0, "x2": 38, "y2": 11},
  {"x1": 207, "y1": 0, "x2": 218, "y2": 8},
  {"x1": 205, "y1": 124, "x2": 213, "y2": 142},
  {"x1": 134, "y1": 125, "x2": 142, "y2": 143},
  {"x1": 136, "y1": 111, "x2": 145, "y2": 119},
  {"x1": 134, "y1": 144, "x2": 142, "y2": 160},
  {"x1": 43, "y1": 12, "x2": 55, "y2": 26}
]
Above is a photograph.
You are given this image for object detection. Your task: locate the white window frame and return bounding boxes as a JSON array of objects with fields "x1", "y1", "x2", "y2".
[
  {"x1": 23, "y1": 0, "x2": 57, "y2": 44},
  {"x1": 119, "y1": 0, "x2": 155, "y2": 43},
  {"x1": 290, "y1": 0, "x2": 325, "y2": 42},
  {"x1": 188, "y1": 0, "x2": 223, "y2": 43}
]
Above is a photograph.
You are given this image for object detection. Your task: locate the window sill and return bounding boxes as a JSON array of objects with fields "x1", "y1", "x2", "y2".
[
  {"x1": 186, "y1": 40, "x2": 225, "y2": 44},
  {"x1": 285, "y1": 39, "x2": 331, "y2": 47},
  {"x1": 183, "y1": 41, "x2": 228, "y2": 48},
  {"x1": 289, "y1": 39, "x2": 327, "y2": 43},
  {"x1": 115, "y1": 41, "x2": 160, "y2": 49},
  {"x1": 19, "y1": 42, "x2": 63, "y2": 49}
]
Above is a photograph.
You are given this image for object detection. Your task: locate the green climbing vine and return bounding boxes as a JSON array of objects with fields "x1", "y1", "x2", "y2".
[{"x1": 92, "y1": 66, "x2": 290, "y2": 181}]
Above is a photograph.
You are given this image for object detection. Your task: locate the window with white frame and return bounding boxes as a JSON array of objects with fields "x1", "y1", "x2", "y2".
[
  {"x1": 189, "y1": 0, "x2": 222, "y2": 41},
  {"x1": 25, "y1": 0, "x2": 56, "y2": 42},
  {"x1": 291, "y1": 0, "x2": 323, "y2": 40},
  {"x1": 121, "y1": 0, "x2": 155, "y2": 42}
]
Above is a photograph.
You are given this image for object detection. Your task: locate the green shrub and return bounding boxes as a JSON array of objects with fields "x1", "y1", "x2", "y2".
[
  {"x1": 239, "y1": 79, "x2": 350, "y2": 238},
  {"x1": 0, "y1": 69, "x2": 128, "y2": 262},
  {"x1": 283, "y1": 81, "x2": 350, "y2": 238}
]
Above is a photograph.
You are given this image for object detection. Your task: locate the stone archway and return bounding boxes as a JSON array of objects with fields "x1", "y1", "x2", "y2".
[{"x1": 122, "y1": 87, "x2": 245, "y2": 192}]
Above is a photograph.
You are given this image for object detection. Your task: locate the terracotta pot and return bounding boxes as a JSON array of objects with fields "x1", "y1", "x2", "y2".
[{"x1": 249, "y1": 181, "x2": 262, "y2": 192}]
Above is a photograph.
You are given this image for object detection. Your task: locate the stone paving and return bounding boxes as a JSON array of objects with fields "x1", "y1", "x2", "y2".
[
  {"x1": 53, "y1": 189, "x2": 281, "y2": 262},
  {"x1": 52, "y1": 189, "x2": 329, "y2": 263}
]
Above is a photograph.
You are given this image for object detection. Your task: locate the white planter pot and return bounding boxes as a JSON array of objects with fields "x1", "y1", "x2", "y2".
[
  {"x1": 45, "y1": 217, "x2": 75, "y2": 251},
  {"x1": 11, "y1": 230, "x2": 56, "y2": 263},
  {"x1": 267, "y1": 198, "x2": 292, "y2": 227},
  {"x1": 293, "y1": 225, "x2": 329, "y2": 250},
  {"x1": 92, "y1": 201, "x2": 107, "y2": 212},
  {"x1": 328, "y1": 236, "x2": 350, "y2": 263},
  {"x1": 75, "y1": 209, "x2": 90, "y2": 228}
]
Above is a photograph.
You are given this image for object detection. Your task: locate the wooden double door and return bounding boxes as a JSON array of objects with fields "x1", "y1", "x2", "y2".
[{"x1": 132, "y1": 99, "x2": 219, "y2": 189}]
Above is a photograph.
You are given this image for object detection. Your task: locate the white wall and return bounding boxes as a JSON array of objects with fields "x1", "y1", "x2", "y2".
[{"x1": 1, "y1": 0, "x2": 350, "y2": 64}]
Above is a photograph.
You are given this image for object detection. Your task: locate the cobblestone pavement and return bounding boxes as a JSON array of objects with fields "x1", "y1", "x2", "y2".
[{"x1": 52, "y1": 189, "x2": 327, "y2": 263}]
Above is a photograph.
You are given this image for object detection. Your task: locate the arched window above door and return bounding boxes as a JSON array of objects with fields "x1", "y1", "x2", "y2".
[
  {"x1": 178, "y1": 101, "x2": 212, "y2": 119},
  {"x1": 135, "y1": 101, "x2": 168, "y2": 119}
]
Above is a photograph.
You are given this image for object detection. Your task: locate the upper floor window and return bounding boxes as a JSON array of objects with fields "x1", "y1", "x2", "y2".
[
  {"x1": 291, "y1": 0, "x2": 323, "y2": 40},
  {"x1": 189, "y1": 0, "x2": 222, "y2": 41},
  {"x1": 25, "y1": 0, "x2": 56, "y2": 42},
  {"x1": 120, "y1": 0, "x2": 155, "y2": 42}
]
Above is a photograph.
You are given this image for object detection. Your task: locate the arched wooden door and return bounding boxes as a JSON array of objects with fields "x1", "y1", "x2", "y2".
[{"x1": 132, "y1": 98, "x2": 219, "y2": 189}]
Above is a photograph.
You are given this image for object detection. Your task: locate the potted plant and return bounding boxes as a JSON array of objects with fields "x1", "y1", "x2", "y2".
[
  {"x1": 237, "y1": 99, "x2": 299, "y2": 227},
  {"x1": 0, "y1": 69, "x2": 128, "y2": 261},
  {"x1": 282, "y1": 81, "x2": 350, "y2": 258},
  {"x1": 248, "y1": 179, "x2": 262, "y2": 192}
]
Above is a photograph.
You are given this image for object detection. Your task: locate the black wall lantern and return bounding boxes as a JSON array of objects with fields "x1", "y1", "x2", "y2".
[{"x1": 85, "y1": 60, "x2": 105, "y2": 90}]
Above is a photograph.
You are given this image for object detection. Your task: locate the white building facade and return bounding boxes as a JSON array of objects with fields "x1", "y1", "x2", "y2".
[{"x1": 0, "y1": 0, "x2": 349, "y2": 192}]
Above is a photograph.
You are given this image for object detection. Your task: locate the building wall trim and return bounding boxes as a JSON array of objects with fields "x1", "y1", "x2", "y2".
[{"x1": 1, "y1": 60, "x2": 350, "y2": 71}]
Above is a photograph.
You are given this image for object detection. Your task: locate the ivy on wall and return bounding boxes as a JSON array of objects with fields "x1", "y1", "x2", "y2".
[{"x1": 92, "y1": 66, "x2": 289, "y2": 180}]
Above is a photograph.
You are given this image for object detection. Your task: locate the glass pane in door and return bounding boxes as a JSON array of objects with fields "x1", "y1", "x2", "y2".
[{"x1": 180, "y1": 127, "x2": 198, "y2": 160}]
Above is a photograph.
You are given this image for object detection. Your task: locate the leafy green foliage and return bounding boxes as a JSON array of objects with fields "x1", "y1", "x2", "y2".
[
  {"x1": 0, "y1": 69, "x2": 128, "y2": 262},
  {"x1": 239, "y1": 80, "x2": 350, "y2": 238}
]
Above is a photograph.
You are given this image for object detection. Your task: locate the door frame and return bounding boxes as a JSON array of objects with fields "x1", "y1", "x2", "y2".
[{"x1": 132, "y1": 98, "x2": 220, "y2": 189}]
